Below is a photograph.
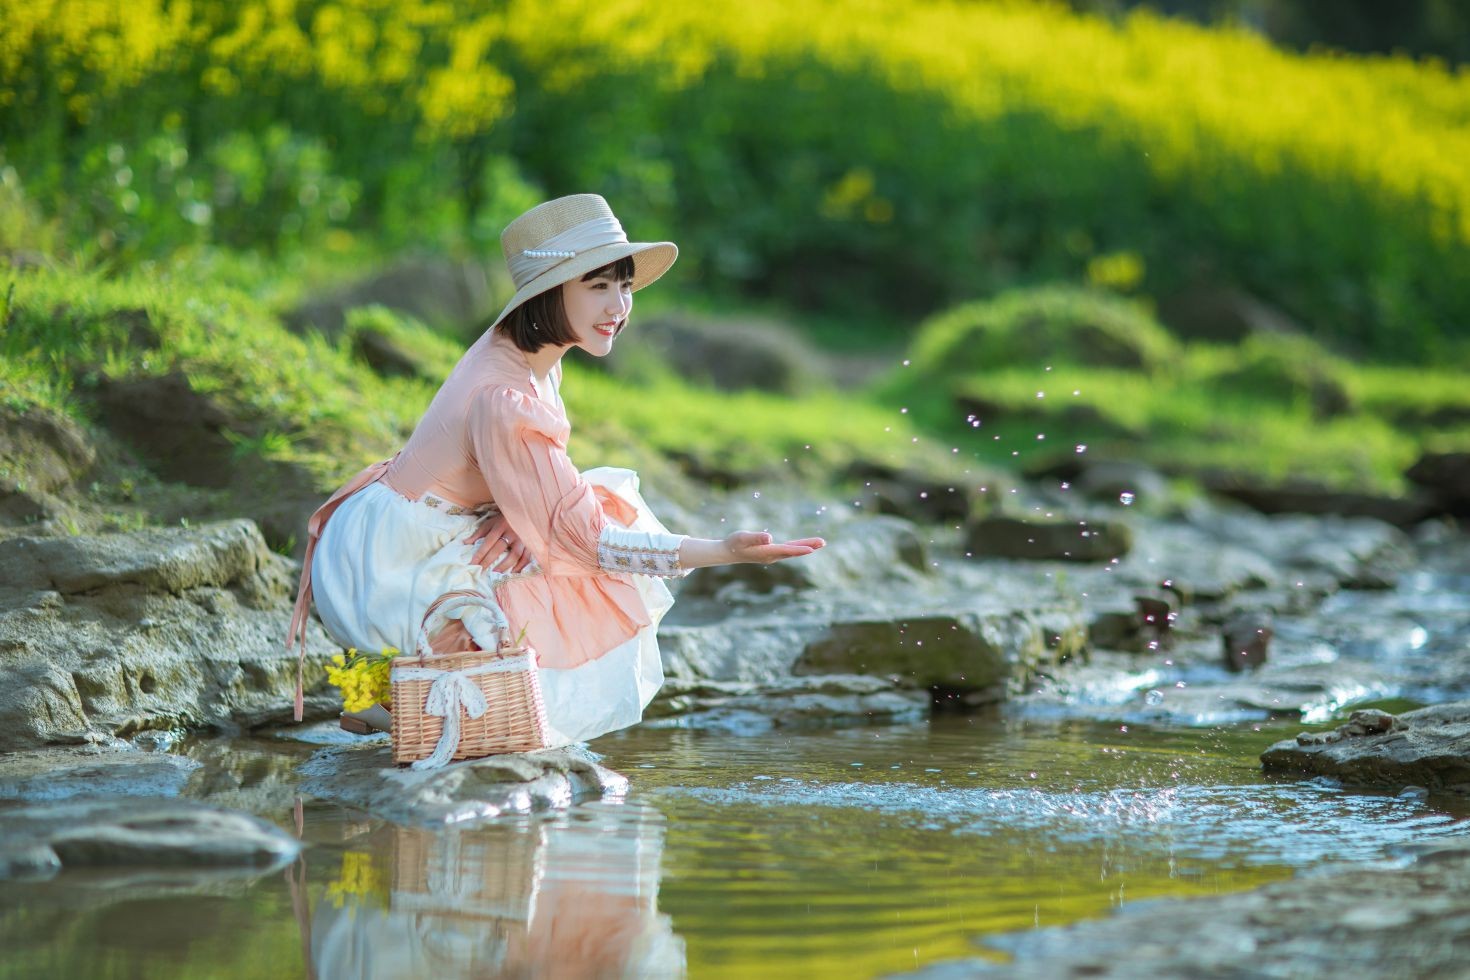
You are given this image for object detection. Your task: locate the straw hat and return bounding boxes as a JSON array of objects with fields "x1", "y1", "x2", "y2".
[{"x1": 488, "y1": 193, "x2": 678, "y2": 330}]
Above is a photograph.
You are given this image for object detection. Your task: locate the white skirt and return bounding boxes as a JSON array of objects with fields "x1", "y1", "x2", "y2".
[{"x1": 310, "y1": 466, "x2": 674, "y2": 747}]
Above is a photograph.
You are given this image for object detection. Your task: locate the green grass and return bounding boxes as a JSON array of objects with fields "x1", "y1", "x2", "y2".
[
  {"x1": 881, "y1": 289, "x2": 1468, "y2": 493},
  {"x1": 0, "y1": 257, "x2": 950, "y2": 525}
]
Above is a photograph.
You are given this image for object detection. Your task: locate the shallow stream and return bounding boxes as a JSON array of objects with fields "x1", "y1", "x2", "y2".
[{"x1": 4, "y1": 710, "x2": 1469, "y2": 978}]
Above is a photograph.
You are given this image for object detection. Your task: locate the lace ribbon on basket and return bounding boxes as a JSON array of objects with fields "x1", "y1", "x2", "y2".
[{"x1": 391, "y1": 653, "x2": 535, "y2": 770}]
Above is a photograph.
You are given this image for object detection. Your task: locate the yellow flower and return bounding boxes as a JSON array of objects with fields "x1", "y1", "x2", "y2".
[{"x1": 324, "y1": 646, "x2": 402, "y2": 713}]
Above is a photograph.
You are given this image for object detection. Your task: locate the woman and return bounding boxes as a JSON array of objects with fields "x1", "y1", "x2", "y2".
[{"x1": 286, "y1": 193, "x2": 826, "y2": 745}]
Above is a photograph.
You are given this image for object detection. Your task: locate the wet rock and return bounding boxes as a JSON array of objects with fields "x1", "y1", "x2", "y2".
[
  {"x1": 859, "y1": 478, "x2": 974, "y2": 525},
  {"x1": 296, "y1": 742, "x2": 625, "y2": 826},
  {"x1": 646, "y1": 675, "x2": 929, "y2": 731},
  {"x1": 1015, "y1": 655, "x2": 1397, "y2": 729},
  {"x1": 1263, "y1": 702, "x2": 1470, "y2": 792},
  {"x1": 1406, "y1": 451, "x2": 1470, "y2": 518},
  {"x1": 1088, "y1": 595, "x2": 1175, "y2": 652},
  {"x1": 1197, "y1": 470, "x2": 1437, "y2": 527},
  {"x1": 903, "y1": 839, "x2": 1470, "y2": 978},
  {"x1": 1174, "y1": 507, "x2": 1412, "y2": 593},
  {"x1": 965, "y1": 515, "x2": 1132, "y2": 562},
  {"x1": 283, "y1": 257, "x2": 493, "y2": 338},
  {"x1": 796, "y1": 615, "x2": 1052, "y2": 696},
  {"x1": 1087, "y1": 610, "x2": 1140, "y2": 651},
  {"x1": 0, "y1": 748, "x2": 201, "y2": 802},
  {"x1": 0, "y1": 520, "x2": 339, "y2": 750},
  {"x1": 0, "y1": 799, "x2": 300, "y2": 880},
  {"x1": 1221, "y1": 613, "x2": 1272, "y2": 671},
  {"x1": 1074, "y1": 461, "x2": 1169, "y2": 508},
  {"x1": 843, "y1": 459, "x2": 998, "y2": 524},
  {"x1": 1135, "y1": 595, "x2": 1174, "y2": 636},
  {"x1": 681, "y1": 515, "x2": 929, "y2": 597},
  {"x1": 662, "y1": 571, "x2": 1086, "y2": 699}
]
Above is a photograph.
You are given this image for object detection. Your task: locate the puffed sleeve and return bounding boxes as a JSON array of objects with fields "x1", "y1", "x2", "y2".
[{"x1": 467, "y1": 386, "x2": 687, "y2": 578}]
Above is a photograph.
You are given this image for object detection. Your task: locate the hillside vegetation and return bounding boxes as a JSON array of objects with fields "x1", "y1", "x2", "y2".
[{"x1": 4, "y1": 0, "x2": 1468, "y2": 357}]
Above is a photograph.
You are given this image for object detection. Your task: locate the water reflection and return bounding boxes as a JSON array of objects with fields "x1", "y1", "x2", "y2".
[{"x1": 306, "y1": 801, "x2": 684, "y2": 979}]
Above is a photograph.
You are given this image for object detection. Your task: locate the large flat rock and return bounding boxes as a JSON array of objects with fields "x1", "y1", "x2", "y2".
[
  {"x1": 296, "y1": 743, "x2": 627, "y2": 826},
  {"x1": 0, "y1": 798, "x2": 300, "y2": 880},
  {"x1": 0, "y1": 520, "x2": 340, "y2": 749},
  {"x1": 1262, "y1": 703, "x2": 1470, "y2": 793}
]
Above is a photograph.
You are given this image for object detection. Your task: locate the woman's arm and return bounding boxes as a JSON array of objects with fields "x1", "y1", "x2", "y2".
[{"x1": 679, "y1": 532, "x2": 826, "y2": 571}]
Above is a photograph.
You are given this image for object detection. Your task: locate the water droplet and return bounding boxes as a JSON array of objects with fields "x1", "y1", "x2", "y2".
[
  {"x1": 1059, "y1": 481, "x2": 1071, "y2": 490},
  {"x1": 1036, "y1": 433, "x2": 1045, "y2": 440},
  {"x1": 752, "y1": 491, "x2": 762, "y2": 499},
  {"x1": 1144, "y1": 689, "x2": 1164, "y2": 706},
  {"x1": 900, "y1": 407, "x2": 909, "y2": 414},
  {"x1": 1119, "y1": 491, "x2": 1135, "y2": 506},
  {"x1": 1075, "y1": 444, "x2": 1088, "y2": 454},
  {"x1": 902, "y1": 359, "x2": 911, "y2": 366},
  {"x1": 1035, "y1": 391, "x2": 1045, "y2": 399}
]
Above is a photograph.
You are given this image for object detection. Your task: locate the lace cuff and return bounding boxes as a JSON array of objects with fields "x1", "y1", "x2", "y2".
[{"x1": 597, "y1": 525, "x2": 688, "y2": 578}]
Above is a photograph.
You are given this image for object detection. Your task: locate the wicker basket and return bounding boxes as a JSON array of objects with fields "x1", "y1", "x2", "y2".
[{"x1": 391, "y1": 590, "x2": 549, "y2": 768}]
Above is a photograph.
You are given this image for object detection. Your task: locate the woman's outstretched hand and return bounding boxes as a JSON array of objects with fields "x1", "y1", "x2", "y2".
[
  {"x1": 463, "y1": 512, "x2": 534, "y2": 572},
  {"x1": 722, "y1": 531, "x2": 826, "y2": 565}
]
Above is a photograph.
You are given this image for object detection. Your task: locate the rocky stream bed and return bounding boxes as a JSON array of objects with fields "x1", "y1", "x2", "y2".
[{"x1": 2, "y1": 445, "x2": 1469, "y2": 976}]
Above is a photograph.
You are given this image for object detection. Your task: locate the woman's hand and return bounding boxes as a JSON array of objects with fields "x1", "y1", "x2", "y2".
[
  {"x1": 722, "y1": 530, "x2": 826, "y2": 565},
  {"x1": 463, "y1": 512, "x2": 533, "y2": 572}
]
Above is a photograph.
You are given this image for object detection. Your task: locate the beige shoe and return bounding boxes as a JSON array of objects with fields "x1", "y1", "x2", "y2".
[{"x1": 339, "y1": 703, "x2": 392, "y2": 734}]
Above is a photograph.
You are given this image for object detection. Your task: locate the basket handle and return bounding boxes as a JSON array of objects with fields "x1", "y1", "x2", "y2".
[{"x1": 415, "y1": 589, "x2": 511, "y2": 658}]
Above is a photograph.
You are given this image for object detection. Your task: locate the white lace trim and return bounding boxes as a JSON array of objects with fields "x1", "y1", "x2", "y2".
[{"x1": 597, "y1": 525, "x2": 687, "y2": 578}]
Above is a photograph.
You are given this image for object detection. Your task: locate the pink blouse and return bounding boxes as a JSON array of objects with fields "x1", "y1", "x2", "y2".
[{"x1": 287, "y1": 329, "x2": 686, "y2": 720}]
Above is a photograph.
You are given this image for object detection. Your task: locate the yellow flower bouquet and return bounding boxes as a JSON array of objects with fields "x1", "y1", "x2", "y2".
[{"x1": 324, "y1": 647, "x2": 401, "y2": 713}]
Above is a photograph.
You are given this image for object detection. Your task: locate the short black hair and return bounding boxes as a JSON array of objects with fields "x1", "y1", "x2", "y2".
[{"x1": 497, "y1": 255, "x2": 637, "y2": 352}]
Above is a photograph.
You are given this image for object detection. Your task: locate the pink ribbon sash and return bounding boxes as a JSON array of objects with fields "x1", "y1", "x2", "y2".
[{"x1": 287, "y1": 455, "x2": 396, "y2": 721}]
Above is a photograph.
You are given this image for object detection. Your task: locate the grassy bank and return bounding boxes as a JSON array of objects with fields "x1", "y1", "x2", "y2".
[
  {"x1": 878, "y1": 286, "x2": 1470, "y2": 492},
  {"x1": 0, "y1": 257, "x2": 953, "y2": 544}
]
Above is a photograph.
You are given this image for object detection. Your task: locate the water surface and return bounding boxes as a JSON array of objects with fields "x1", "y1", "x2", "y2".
[{"x1": 4, "y1": 712, "x2": 1468, "y2": 979}]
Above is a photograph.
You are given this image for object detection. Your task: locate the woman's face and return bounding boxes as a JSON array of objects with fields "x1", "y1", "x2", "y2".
[{"x1": 561, "y1": 268, "x2": 634, "y2": 357}]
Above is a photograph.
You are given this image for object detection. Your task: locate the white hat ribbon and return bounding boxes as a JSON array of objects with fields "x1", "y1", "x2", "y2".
[{"x1": 505, "y1": 214, "x2": 628, "y2": 287}]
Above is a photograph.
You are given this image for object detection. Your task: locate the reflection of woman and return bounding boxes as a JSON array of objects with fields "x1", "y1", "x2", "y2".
[
  {"x1": 310, "y1": 805, "x2": 685, "y2": 978},
  {"x1": 287, "y1": 194, "x2": 824, "y2": 742}
]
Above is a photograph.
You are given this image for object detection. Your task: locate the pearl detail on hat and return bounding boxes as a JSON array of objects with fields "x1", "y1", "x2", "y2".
[{"x1": 522, "y1": 248, "x2": 577, "y2": 259}]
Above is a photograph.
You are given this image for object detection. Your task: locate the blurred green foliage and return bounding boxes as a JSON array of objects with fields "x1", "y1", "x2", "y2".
[
  {"x1": 2, "y1": 0, "x2": 1468, "y2": 361},
  {"x1": 885, "y1": 286, "x2": 1470, "y2": 489}
]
